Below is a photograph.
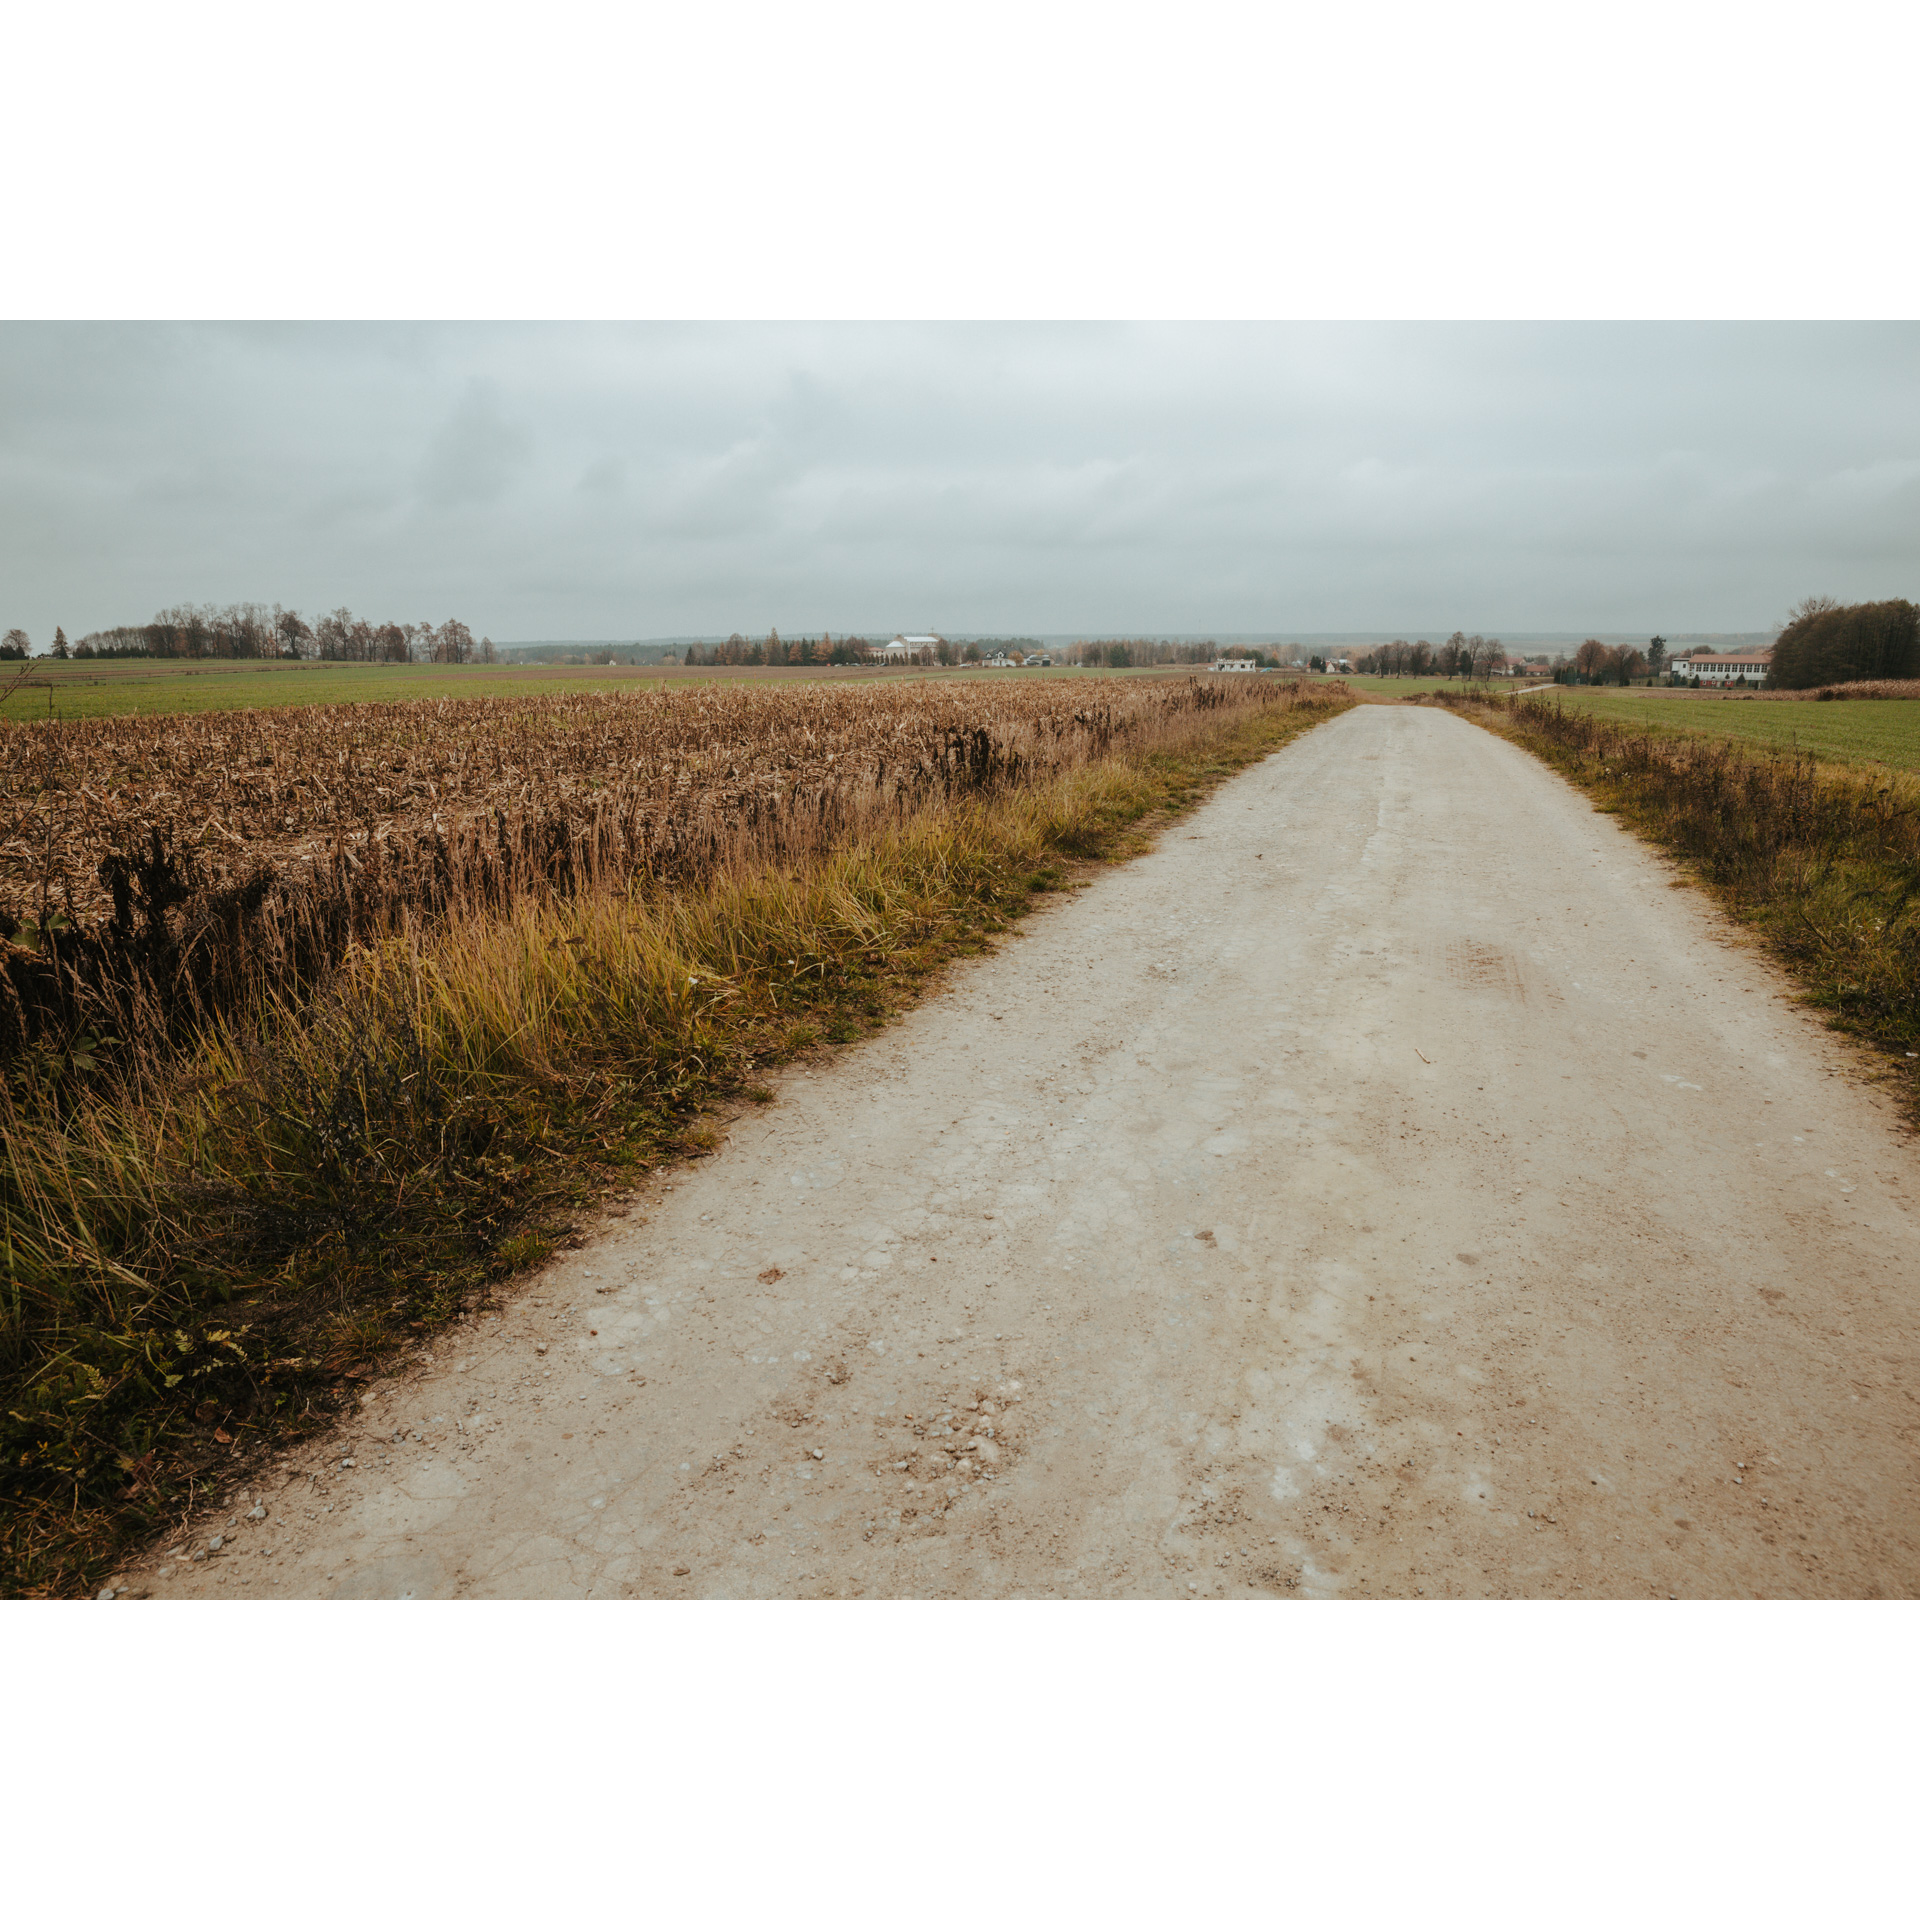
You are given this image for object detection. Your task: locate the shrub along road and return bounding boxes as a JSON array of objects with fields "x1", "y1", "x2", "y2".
[{"x1": 128, "y1": 704, "x2": 1919, "y2": 1599}]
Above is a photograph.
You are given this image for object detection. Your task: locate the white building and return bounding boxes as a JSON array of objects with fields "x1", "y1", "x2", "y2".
[
  {"x1": 1682, "y1": 648, "x2": 1773, "y2": 683},
  {"x1": 1209, "y1": 658, "x2": 1258, "y2": 672},
  {"x1": 880, "y1": 634, "x2": 942, "y2": 661}
]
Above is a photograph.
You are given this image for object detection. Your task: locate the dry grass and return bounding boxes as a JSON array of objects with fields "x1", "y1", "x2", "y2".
[
  {"x1": 0, "y1": 676, "x2": 1350, "y2": 1593},
  {"x1": 1799, "y1": 679, "x2": 1920, "y2": 702},
  {"x1": 0, "y1": 676, "x2": 1269, "y2": 1065}
]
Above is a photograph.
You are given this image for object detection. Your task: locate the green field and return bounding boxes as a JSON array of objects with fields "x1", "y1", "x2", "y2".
[
  {"x1": 1532, "y1": 687, "x2": 1920, "y2": 773},
  {"x1": 0, "y1": 657, "x2": 1212, "y2": 722},
  {"x1": 0, "y1": 659, "x2": 685, "y2": 721}
]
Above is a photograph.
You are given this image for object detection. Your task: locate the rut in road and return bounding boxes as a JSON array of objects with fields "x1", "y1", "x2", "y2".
[{"x1": 136, "y1": 703, "x2": 1920, "y2": 1600}]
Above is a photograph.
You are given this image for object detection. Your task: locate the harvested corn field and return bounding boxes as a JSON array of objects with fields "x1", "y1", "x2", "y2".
[
  {"x1": 0, "y1": 673, "x2": 1351, "y2": 1593},
  {"x1": 0, "y1": 675, "x2": 1302, "y2": 1061}
]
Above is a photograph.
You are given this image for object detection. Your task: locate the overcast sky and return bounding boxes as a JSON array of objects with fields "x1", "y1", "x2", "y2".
[{"x1": 1, "y1": 322, "x2": 1914, "y2": 646}]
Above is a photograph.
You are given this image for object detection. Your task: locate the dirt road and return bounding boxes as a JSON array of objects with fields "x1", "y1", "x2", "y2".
[{"x1": 134, "y1": 703, "x2": 1920, "y2": 1599}]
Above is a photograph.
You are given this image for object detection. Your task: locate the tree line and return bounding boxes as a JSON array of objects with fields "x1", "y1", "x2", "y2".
[
  {"x1": 680, "y1": 632, "x2": 1300, "y2": 669},
  {"x1": 684, "y1": 631, "x2": 882, "y2": 666},
  {"x1": 1350, "y1": 633, "x2": 1740, "y2": 687},
  {"x1": 1767, "y1": 597, "x2": 1917, "y2": 689},
  {"x1": 682, "y1": 631, "x2": 1067, "y2": 668},
  {"x1": 3, "y1": 604, "x2": 497, "y2": 664},
  {"x1": 1565, "y1": 638, "x2": 1650, "y2": 685},
  {"x1": 1347, "y1": 599, "x2": 1917, "y2": 690},
  {"x1": 1352, "y1": 632, "x2": 1514, "y2": 679},
  {"x1": 1067, "y1": 639, "x2": 1284, "y2": 668}
]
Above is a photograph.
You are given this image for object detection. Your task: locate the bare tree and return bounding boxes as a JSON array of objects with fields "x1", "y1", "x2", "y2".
[
  {"x1": 1572, "y1": 638, "x2": 1611, "y2": 682},
  {"x1": 274, "y1": 606, "x2": 315, "y2": 657},
  {"x1": 315, "y1": 608, "x2": 367, "y2": 660}
]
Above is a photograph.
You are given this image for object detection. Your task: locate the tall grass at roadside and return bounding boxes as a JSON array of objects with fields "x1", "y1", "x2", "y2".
[
  {"x1": 1433, "y1": 688, "x2": 1920, "y2": 1102},
  {"x1": 0, "y1": 684, "x2": 1350, "y2": 1593}
]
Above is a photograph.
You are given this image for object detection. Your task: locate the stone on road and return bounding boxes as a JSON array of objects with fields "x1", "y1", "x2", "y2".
[{"x1": 142, "y1": 703, "x2": 1920, "y2": 1599}]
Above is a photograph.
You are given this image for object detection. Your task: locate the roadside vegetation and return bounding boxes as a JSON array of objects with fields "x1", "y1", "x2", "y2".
[
  {"x1": 1434, "y1": 687, "x2": 1920, "y2": 1115},
  {"x1": 0, "y1": 674, "x2": 1351, "y2": 1594}
]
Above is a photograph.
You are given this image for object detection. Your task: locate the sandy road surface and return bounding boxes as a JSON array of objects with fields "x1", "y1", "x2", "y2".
[{"x1": 135, "y1": 704, "x2": 1919, "y2": 1600}]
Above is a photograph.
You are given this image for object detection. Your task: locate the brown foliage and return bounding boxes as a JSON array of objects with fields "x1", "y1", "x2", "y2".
[
  {"x1": 0, "y1": 676, "x2": 1296, "y2": 1063},
  {"x1": 1769, "y1": 598, "x2": 1919, "y2": 691},
  {"x1": 0, "y1": 672, "x2": 1352, "y2": 1594}
]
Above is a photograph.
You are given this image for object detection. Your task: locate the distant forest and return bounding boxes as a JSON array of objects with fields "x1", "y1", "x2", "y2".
[
  {"x1": 1767, "y1": 597, "x2": 1917, "y2": 689},
  {"x1": 1353, "y1": 633, "x2": 1518, "y2": 679},
  {"x1": 681, "y1": 632, "x2": 1290, "y2": 668},
  {"x1": 54, "y1": 604, "x2": 495, "y2": 664}
]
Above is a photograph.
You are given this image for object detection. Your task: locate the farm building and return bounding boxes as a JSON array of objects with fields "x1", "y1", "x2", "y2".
[
  {"x1": 1208, "y1": 658, "x2": 1258, "y2": 673},
  {"x1": 879, "y1": 635, "x2": 942, "y2": 661},
  {"x1": 1683, "y1": 648, "x2": 1773, "y2": 683}
]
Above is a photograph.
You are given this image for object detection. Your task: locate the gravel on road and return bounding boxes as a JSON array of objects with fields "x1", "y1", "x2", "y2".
[{"x1": 130, "y1": 703, "x2": 1920, "y2": 1599}]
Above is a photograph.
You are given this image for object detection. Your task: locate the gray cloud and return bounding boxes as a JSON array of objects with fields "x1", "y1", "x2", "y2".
[
  {"x1": 420, "y1": 381, "x2": 534, "y2": 508},
  {"x1": 0, "y1": 322, "x2": 1914, "y2": 645}
]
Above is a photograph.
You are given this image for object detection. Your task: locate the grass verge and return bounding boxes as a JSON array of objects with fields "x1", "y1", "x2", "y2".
[
  {"x1": 0, "y1": 687, "x2": 1349, "y2": 1594},
  {"x1": 1432, "y1": 688, "x2": 1920, "y2": 1116}
]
